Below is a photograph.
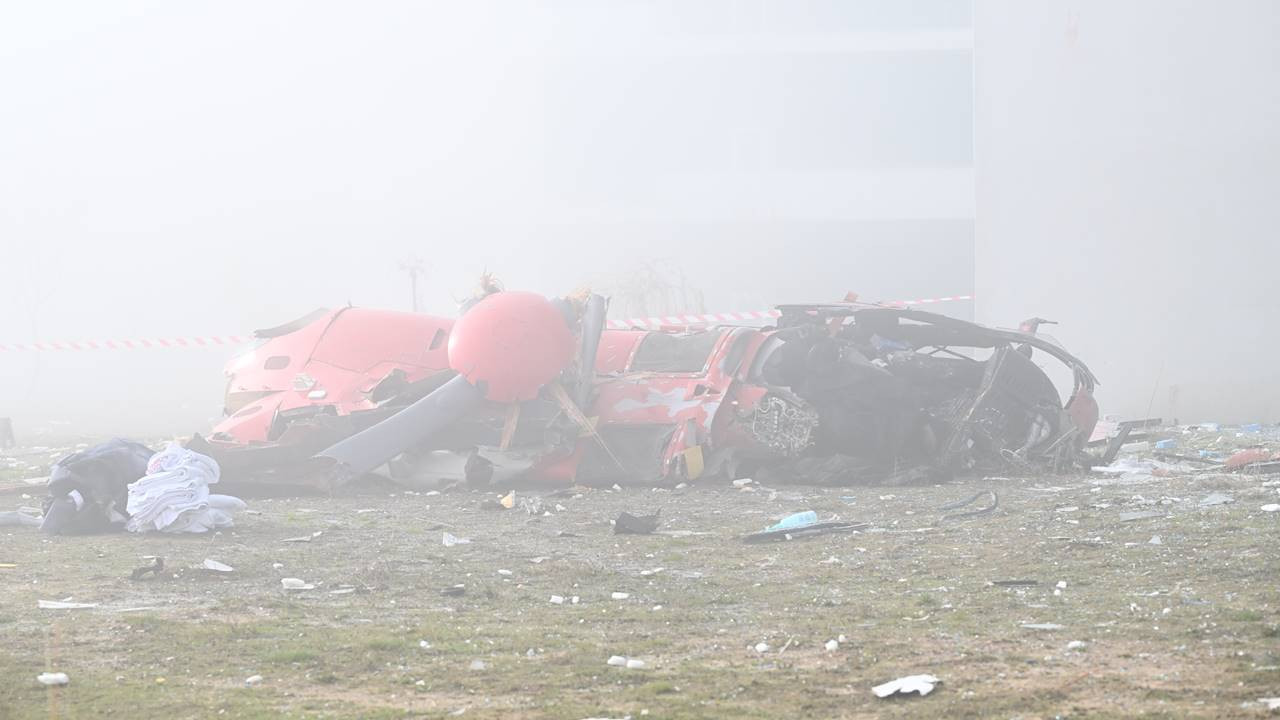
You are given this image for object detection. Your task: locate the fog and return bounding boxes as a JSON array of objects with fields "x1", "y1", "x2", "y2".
[
  {"x1": 1, "y1": 1, "x2": 975, "y2": 436},
  {"x1": 3, "y1": 1, "x2": 1274, "y2": 438},
  {"x1": 6, "y1": 4, "x2": 1280, "y2": 716},
  {"x1": 974, "y1": 0, "x2": 1280, "y2": 423}
]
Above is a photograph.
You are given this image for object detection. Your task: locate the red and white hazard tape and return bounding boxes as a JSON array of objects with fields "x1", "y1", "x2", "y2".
[
  {"x1": 0, "y1": 294, "x2": 973, "y2": 351},
  {"x1": 605, "y1": 294, "x2": 974, "y2": 329},
  {"x1": 0, "y1": 336, "x2": 251, "y2": 352}
]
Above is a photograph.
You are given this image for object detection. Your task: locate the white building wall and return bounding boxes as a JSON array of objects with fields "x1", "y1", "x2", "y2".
[{"x1": 974, "y1": 0, "x2": 1280, "y2": 423}]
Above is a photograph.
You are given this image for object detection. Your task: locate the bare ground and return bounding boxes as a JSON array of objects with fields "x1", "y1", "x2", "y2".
[{"x1": 2, "y1": 469, "x2": 1279, "y2": 719}]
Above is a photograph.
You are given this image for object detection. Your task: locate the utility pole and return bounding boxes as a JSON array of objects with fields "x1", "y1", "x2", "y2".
[{"x1": 399, "y1": 256, "x2": 425, "y2": 312}]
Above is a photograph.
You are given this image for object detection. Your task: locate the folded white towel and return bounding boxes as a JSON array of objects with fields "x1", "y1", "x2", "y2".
[{"x1": 126, "y1": 444, "x2": 243, "y2": 533}]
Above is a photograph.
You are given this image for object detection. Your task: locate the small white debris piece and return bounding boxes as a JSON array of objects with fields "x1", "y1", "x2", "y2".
[
  {"x1": 1199, "y1": 493, "x2": 1235, "y2": 507},
  {"x1": 1021, "y1": 623, "x2": 1064, "y2": 631},
  {"x1": 872, "y1": 674, "x2": 939, "y2": 699},
  {"x1": 282, "y1": 536, "x2": 312, "y2": 543},
  {"x1": 639, "y1": 567, "x2": 664, "y2": 577},
  {"x1": 468, "y1": 660, "x2": 486, "y2": 671},
  {"x1": 442, "y1": 532, "x2": 471, "y2": 547},
  {"x1": 1056, "y1": 506, "x2": 1079, "y2": 513},
  {"x1": 607, "y1": 655, "x2": 627, "y2": 667},
  {"x1": 530, "y1": 556, "x2": 550, "y2": 564},
  {"x1": 419, "y1": 640, "x2": 432, "y2": 649},
  {"x1": 838, "y1": 634, "x2": 847, "y2": 643},
  {"x1": 549, "y1": 595, "x2": 565, "y2": 605},
  {"x1": 625, "y1": 659, "x2": 646, "y2": 669},
  {"x1": 37, "y1": 672, "x2": 69, "y2": 686},
  {"x1": 732, "y1": 478, "x2": 753, "y2": 488},
  {"x1": 244, "y1": 675, "x2": 263, "y2": 686},
  {"x1": 1259, "y1": 697, "x2": 1280, "y2": 711},
  {"x1": 1261, "y1": 504, "x2": 1280, "y2": 513},
  {"x1": 611, "y1": 592, "x2": 630, "y2": 600},
  {"x1": 498, "y1": 569, "x2": 513, "y2": 577},
  {"x1": 571, "y1": 596, "x2": 580, "y2": 604},
  {"x1": 1055, "y1": 581, "x2": 1067, "y2": 590},
  {"x1": 280, "y1": 578, "x2": 315, "y2": 591},
  {"x1": 825, "y1": 639, "x2": 840, "y2": 652},
  {"x1": 1066, "y1": 640, "x2": 1087, "y2": 651},
  {"x1": 1149, "y1": 535, "x2": 1163, "y2": 545},
  {"x1": 202, "y1": 559, "x2": 234, "y2": 573},
  {"x1": 272, "y1": 562, "x2": 284, "y2": 569},
  {"x1": 820, "y1": 556, "x2": 842, "y2": 565},
  {"x1": 38, "y1": 600, "x2": 97, "y2": 610},
  {"x1": 329, "y1": 587, "x2": 356, "y2": 595},
  {"x1": 754, "y1": 642, "x2": 770, "y2": 653}
]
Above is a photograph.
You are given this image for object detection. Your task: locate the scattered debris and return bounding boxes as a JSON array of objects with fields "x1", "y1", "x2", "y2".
[
  {"x1": 990, "y1": 579, "x2": 1039, "y2": 587},
  {"x1": 743, "y1": 511, "x2": 869, "y2": 543},
  {"x1": 754, "y1": 642, "x2": 770, "y2": 653},
  {"x1": 37, "y1": 672, "x2": 69, "y2": 686},
  {"x1": 1149, "y1": 535, "x2": 1163, "y2": 545},
  {"x1": 443, "y1": 532, "x2": 471, "y2": 547},
  {"x1": 202, "y1": 559, "x2": 234, "y2": 573},
  {"x1": 441, "y1": 584, "x2": 466, "y2": 597},
  {"x1": 611, "y1": 592, "x2": 630, "y2": 600},
  {"x1": 939, "y1": 490, "x2": 998, "y2": 521},
  {"x1": 550, "y1": 595, "x2": 565, "y2": 605},
  {"x1": 1066, "y1": 640, "x2": 1088, "y2": 651},
  {"x1": 1261, "y1": 504, "x2": 1280, "y2": 513},
  {"x1": 614, "y1": 510, "x2": 661, "y2": 535},
  {"x1": 1199, "y1": 493, "x2": 1235, "y2": 507},
  {"x1": 604, "y1": 655, "x2": 645, "y2": 669},
  {"x1": 1020, "y1": 623, "x2": 1064, "y2": 631},
  {"x1": 468, "y1": 660, "x2": 487, "y2": 671},
  {"x1": 825, "y1": 639, "x2": 840, "y2": 652},
  {"x1": 0, "y1": 509, "x2": 40, "y2": 527},
  {"x1": 872, "y1": 674, "x2": 940, "y2": 699},
  {"x1": 38, "y1": 600, "x2": 98, "y2": 610},
  {"x1": 1118, "y1": 511, "x2": 1163, "y2": 522},
  {"x1": 129, "y1": 556, "x2": 165, "y2": 581},
  {"x1": 280, "y1": 578, "x2": 315, "y2": 591},
  {"x1": 244, "y1": 675, "x2": 263, "y2": 686}
]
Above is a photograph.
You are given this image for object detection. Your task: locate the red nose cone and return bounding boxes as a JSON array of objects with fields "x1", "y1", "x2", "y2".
[{"x1": 447, "y1": 291, "x2": 575, "y2": 403}]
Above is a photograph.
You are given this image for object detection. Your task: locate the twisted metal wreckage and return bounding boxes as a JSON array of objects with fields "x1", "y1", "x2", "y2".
[{"x1": 192, "y1": 289, "x2": 1100, "y2": 496}]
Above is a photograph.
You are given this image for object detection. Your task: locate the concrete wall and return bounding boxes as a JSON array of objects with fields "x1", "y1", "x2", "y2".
[{"x1": 974, "y1": 0, "x2": 1280, "y2": 423}]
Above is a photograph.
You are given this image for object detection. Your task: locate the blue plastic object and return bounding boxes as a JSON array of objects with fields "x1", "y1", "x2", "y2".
[
  {"x1": 766, "y1": 511, "x2": 818, "y2": 532},
  {"x1": 1154, "y1": 439, "x2": 1176, "y2": 450}
]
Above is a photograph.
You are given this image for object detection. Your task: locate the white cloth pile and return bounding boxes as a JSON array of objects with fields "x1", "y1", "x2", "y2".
[{"x1": 125, "y1": 443, "x2": 246, "y2": 533}]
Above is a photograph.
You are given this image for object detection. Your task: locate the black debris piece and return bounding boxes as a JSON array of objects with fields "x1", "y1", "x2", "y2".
[{"x1": 614, "y1": 510, "x2": 661, "y2": 535}]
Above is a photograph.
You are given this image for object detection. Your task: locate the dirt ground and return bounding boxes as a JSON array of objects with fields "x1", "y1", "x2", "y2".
[{"x1": 2, "y1": 467, "x2": 1279, "y2": 719}]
